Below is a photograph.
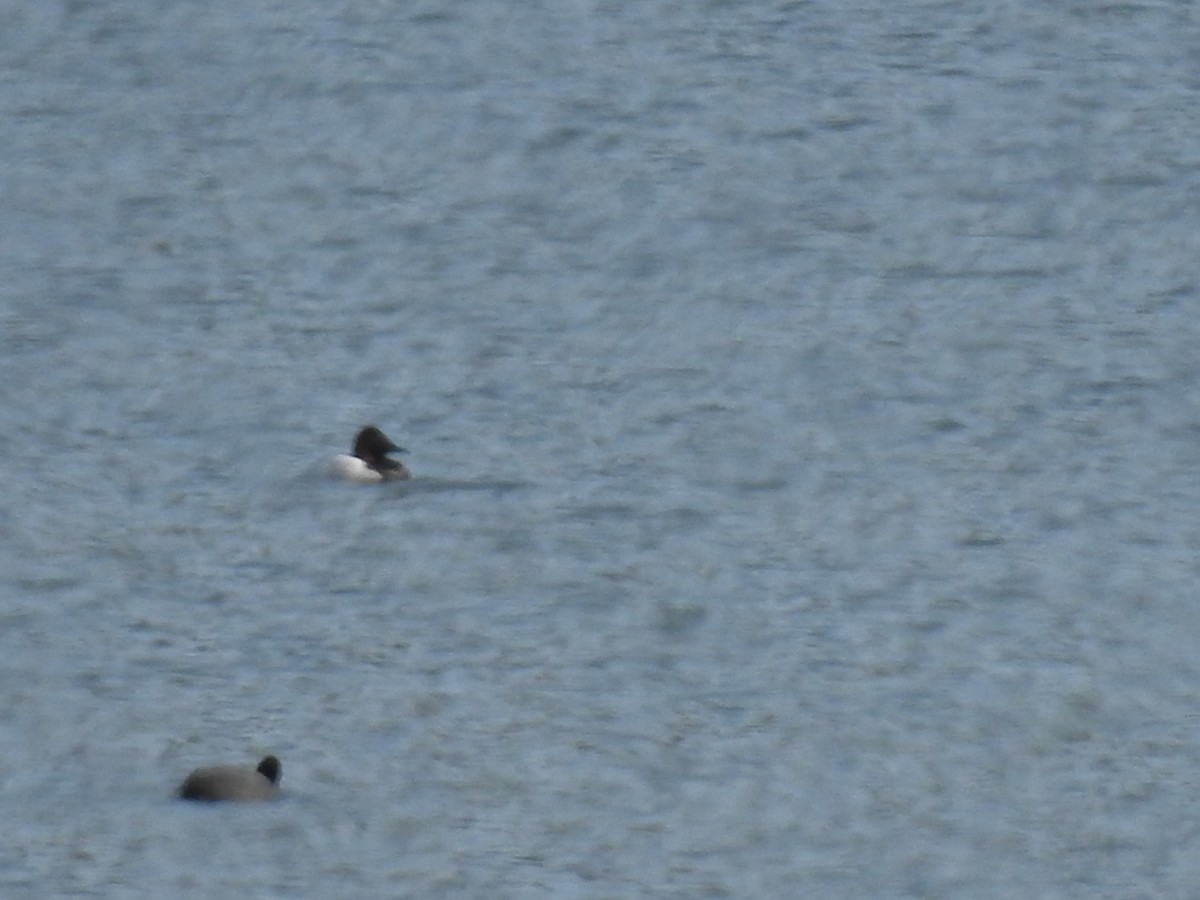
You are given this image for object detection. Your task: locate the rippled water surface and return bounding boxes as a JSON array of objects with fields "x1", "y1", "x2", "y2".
[{"x1": 3, "y1": 1, "x2": 1200, "y2": 897}]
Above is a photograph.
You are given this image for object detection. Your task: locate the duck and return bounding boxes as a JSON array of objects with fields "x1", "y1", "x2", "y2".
[
  {"x1": 178, "y1": 755, "x2": 282, "y2": 802},
  {"x1": 332, "y1": 425, "x2": 410, "y2": 482}
]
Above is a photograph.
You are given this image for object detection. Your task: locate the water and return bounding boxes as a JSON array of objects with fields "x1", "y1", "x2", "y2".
[{"x1": 2, "y1": 0, "x2": 1200, "y2": 896}]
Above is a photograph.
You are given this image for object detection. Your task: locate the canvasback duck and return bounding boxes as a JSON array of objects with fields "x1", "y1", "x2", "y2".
[{"x1": 178, "y1": 755, "x2": 282, "y2": 802}]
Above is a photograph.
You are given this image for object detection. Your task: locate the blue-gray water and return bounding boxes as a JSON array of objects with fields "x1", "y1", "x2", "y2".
[{"x1": 3, "y1": 1, "x2": 1200, "y2": 897}]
